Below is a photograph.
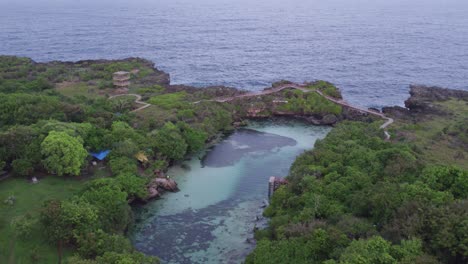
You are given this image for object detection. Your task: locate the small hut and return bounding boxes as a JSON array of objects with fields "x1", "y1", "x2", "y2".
[
  {"x1": 113, "y1": 71, "x2": 131, "y2": 88},
  {"x1": 135, "y1": 151, "x2": 149, "y2": 165}
]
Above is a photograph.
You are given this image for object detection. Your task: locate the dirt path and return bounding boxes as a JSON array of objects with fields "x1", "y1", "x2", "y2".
[
  {"x1": 195, "y1": 83, "x2": 393, "y2": 139},
  {"x1": 192, "y1": 83, "x2": 309, "y2": 104},
  {"x1": 111, "y1": 83, "x2": 393, "y2": 139},
  {"x1": 109, "y1": 93, "x2": 151, "y2": 112},
  {"x1": 314, "y1": 90, "x2": 394, "y2": 139}
]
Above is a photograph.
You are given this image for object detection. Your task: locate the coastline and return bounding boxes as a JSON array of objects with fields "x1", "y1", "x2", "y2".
[{"x1": 1, "y1": 55, "x2": 467, "y2": 263}]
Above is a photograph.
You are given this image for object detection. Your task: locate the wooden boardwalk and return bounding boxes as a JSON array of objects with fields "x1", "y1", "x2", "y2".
[
  {"x1": 195, "y1": 83, "x2": 394, "y2": 139},
  {"x1": 110, "y1": 82, "x2": 393, "y2": 139},
  {"x1": 109, "y1": 93, "x2": 151, "y2": 112}
]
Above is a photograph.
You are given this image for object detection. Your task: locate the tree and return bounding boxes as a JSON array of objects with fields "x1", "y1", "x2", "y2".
[
  {"x1": 246, "y1": 229, "x2": 338, "y2": 264},
  {"x1": 340, "y1": 236, "x2": 397, "y2": 264},
  {"x1": 0, "y1": 160, "x2": 5, "y2": 171},
  {"x1": 76, "y1": 229, "x2": 132, "y2": 259},
  {"x1": 80, "y1": 180, "x2": 130, "y2": 233},
  {"x1": 0, "y1": 125, "x2": 41, "y2": 165},
  {"x1": 109, "y1": 156, "x2": 138, "y2": 175},
  {"x1": 115, "y1": 173, "x2": 147, "y2": 200},
  {"x1": 150, "y1": 122, "x2": 187, "y2": 160},
  {"x1": 40, "y1": 199, "x2": 98, "y2": 263},
  {"x1": 10, "y1": 214, "x2": 36, "y2": 240},
  {"x1": 422, "y1": 165, "x2": 468, "y2": 199},
  {"x1": 12, "y1": 158, "x2": 34, "y2": 176},
  {"x1": 41, "y1": 131, "x2": 88, "y2": 176},
  {"x1": 95, "y1": 252, "x2": 160, "y2": 264},
  {"x1": 111, "y1": 139, "x2": 139, "y2": 159},
  {"x1": 337, "y1": 236, "x2": 424, "y2": 264},
  {"x1": 0, "y1": 93, "x2": 64, "y2": 126},
  {"x1": 111, "y1": 121, "x2": 144, "y2": 144},
  {"x1": 177, "y1": 122, "x2": 207, "y2": 153},
  {"x1": 40, "y1": 200, "x2": 66, "y2": 262}
]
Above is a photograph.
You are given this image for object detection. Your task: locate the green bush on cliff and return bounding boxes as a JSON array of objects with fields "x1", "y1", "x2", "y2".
[
  {"x1": 148, "y1": 91, "x2": 188, "y2": 110},
  {"x1": 307, "y1": 80, "x2": 342, "y2": 99},
  {"x1": 278, "y1": 90, "x2": 342, "y2": 115}
]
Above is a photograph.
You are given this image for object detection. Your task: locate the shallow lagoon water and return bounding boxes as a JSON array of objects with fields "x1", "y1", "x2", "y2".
[{"x1": 132, "y1": 120, "x2": 330, "y2": 264}]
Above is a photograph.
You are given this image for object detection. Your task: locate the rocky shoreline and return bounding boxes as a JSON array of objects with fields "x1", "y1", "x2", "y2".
[
  {"x1": 383, "y1": 84, "x2": 468, "y2": 119},
  {"x1": 17, "y1": 57, "x2": 468, "y2": 201}
]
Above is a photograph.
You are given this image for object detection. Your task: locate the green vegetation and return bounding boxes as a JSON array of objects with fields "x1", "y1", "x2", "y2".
[
  {"x1": 41, "y1": 131, "x2": 88, "y2": 176},
  {"x1": 148, "y1": 91, "x2": 188, "y2": 110},
  {"x1": 2, "y1": 55, "x2": 465, "y2": 264},
  {"x1": 278, "y1": 90, "x2": 342, "y2": 115},
  {"x1": 247, "y1": 121, "x2": 467, "y2": 264},
  {"x1": 391, "y1": 99, "x2": 468, "y2": 170},
  {"x1": 0, "y1": 56, "x2": 236, "y2": 263},
  {"x1": 0, "y1": 177, "x2": 86, "y2": 264},
  {"x1": 38, "y1": 174, "x2": 157, "y2": 263},
  {"x1": 306, "y1": 80, "x2": 342, "y2": 99}
]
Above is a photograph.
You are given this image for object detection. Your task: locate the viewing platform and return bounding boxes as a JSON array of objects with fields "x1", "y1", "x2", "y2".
[{"x1": 113, "y1": 71, "x2": 131, "y2": 88}]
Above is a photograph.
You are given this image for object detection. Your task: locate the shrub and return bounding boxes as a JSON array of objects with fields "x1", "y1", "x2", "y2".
[
  {"x1": 12, "y1": 158, "x2": 34, "y2": 176},
  {"x1": 109, "y1": 156, "x2": 138, "y2": 175},
  {"x1": 150, "y1": 122, "x2": 188, "y2": 160},
  {"x1": 148, "y1": 92, "x2": 188, "y2": 110},
  {"x1": 11, "y1": 214, "x2": 35, "y2": 239},
  {"x1": 76, "y1": 229, "x2": 132, "y2": 259},
  {"x1": 115, "y1": 173, "x2": 147, "y2": 200}
]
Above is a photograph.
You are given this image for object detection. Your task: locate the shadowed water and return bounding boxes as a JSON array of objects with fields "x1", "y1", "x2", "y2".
[
  {"x1": 1, "y1": 0, "x2": 467, "y2": 108},
  {"x1": 131, "y1": 120, "x2": 330, "y2": 264}
]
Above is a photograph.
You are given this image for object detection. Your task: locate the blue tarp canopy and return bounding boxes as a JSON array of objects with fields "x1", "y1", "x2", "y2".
[{"x1": 90, "y1": 150, "x2": 111, "y2": 161}]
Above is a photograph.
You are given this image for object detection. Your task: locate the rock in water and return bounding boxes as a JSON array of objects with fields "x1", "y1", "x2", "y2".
[
  {"x1": 154, "y1": 178, "x2": 179, "y2": 191},
  {"x1": 147, "y1": 187, "x2": 160, "y2": 199}
]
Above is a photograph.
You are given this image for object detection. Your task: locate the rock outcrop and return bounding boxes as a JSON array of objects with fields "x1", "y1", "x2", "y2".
[
  {"x1": 153, "y1": 178, "x2": 178, "y2": 192},
  {"x1": 405, "y1": 85, "x2": 468, "y2": 113},
  {"x1": 383, "y1": 85, "x2": 468, "y2": 118},
  {"x1": 146, "y1": 174, "x2": 179, "y2": 200}
]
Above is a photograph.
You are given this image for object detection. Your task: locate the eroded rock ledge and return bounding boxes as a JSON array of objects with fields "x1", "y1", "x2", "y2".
[{"x1": 383, "y1": 85, "x2": 468, "y2": 118}]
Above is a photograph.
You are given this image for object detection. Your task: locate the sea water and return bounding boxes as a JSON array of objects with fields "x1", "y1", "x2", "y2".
[{"x1": 1, "y1": 0, "x2": 467, "y2": 108}]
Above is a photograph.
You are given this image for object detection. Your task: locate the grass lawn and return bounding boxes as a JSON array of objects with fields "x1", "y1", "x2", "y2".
[{"x1": 0, "y1": 176, "x2": 88, "y2": 264}]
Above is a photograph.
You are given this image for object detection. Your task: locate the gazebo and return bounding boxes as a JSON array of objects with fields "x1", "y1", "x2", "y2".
[{"x1": 113, "y1": 71, "x2": 131, "y2": 88}]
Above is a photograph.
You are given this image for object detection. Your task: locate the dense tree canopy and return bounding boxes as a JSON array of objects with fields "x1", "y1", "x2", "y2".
[
  {"x1": 248, "y1": 122, "x2": 468, "y2": 263},
  {"x1": 41, "y1": 131, "x2": 88, "y2": 176},
  {"x1": 150, "y1": 122, "x2": 188, "y2": 160}
]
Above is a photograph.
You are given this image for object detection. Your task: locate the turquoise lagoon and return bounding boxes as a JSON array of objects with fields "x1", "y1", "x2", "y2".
[{"x1": 132, "y1": 120, "x2": 330, "y2": 264}]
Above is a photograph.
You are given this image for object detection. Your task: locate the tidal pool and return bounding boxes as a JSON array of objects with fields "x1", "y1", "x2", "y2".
[{"x1": 132, "y1": 120, "x2": 330, "y2": 264}]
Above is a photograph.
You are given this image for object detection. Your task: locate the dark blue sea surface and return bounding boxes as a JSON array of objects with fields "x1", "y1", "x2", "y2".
[{"x1": 1, "y1": 0, "x2": 467, "y2": 107}]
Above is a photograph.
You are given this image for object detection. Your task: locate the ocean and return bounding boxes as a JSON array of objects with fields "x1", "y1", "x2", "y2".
[{"x1": 1, "y1": 0, "x2": 467, "y2": 107}]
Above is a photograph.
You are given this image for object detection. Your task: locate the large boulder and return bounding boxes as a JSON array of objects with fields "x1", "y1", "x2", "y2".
[
  {"x1": 382, "y1": 106, "x2": 411, "y2": 120},
  {"x1": 147, "y1": 187, "x2": 160, "y2": 199},
  {"x1": 321, "y1": 114, "x2": 338, "y2": 125},
  {"x1": 153, "y1": 178, "x2": 179, "y2": 192}
]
